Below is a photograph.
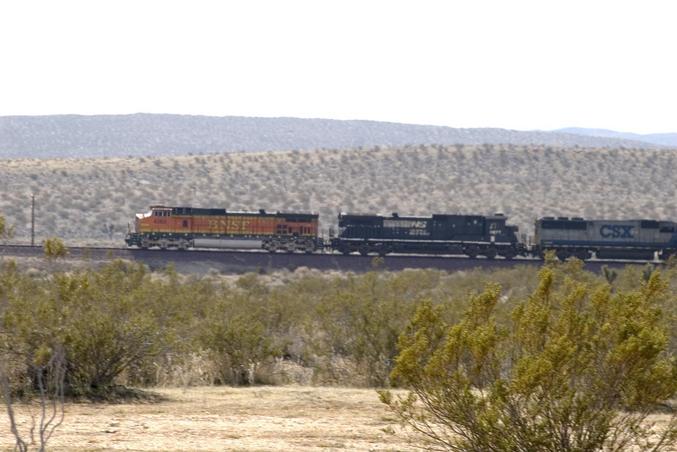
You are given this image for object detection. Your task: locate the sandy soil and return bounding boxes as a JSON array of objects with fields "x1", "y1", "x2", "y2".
[{"x1": 0, "y1": 386, "x2": 417, "y2": 451}]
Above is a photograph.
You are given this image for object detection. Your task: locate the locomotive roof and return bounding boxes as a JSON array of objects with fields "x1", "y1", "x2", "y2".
[
  {"x1": 339, "y1": 212, "x2": 505, "y2": 221},
  {"x1": 536, "y1": 217, "x2": 677, "y2": 231},
  {"x1": 537, "y1": 216, "x2": 674, "y2": 224},
  {"x1": 148, "y1": 206, "x2": 318, "y2": 218}
]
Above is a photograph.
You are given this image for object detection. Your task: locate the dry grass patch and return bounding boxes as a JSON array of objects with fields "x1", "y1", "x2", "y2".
[{"x1": 0, "y1": 386, "x2": 416, "y2": 451}]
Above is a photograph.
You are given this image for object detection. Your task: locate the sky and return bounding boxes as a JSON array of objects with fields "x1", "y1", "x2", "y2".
[{"x1": 0, "y1": 0, "x2": 675, "y2": 134}]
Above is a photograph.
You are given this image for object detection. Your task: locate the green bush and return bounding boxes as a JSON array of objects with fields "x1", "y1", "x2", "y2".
[
  {"x1": 380, "y1": 266, "x2": 677, "y2": 451},
  {"x1": 1, "y1": 255, "x2": 676, "y2": 409},
  {"x1": 0, "y1": 215, "x2": 14, "y2": 242},
  {"x1": 0, "y1": 260, "x2": 183, "y2": 398},
  {"x1": 43, "y1": 237, "x2": 68, "y2": 260}
]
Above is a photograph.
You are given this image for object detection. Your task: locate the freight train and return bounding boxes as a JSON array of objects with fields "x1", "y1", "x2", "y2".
[{"x1": 125, "y1": 205, "x2": 677, "y2": 261}]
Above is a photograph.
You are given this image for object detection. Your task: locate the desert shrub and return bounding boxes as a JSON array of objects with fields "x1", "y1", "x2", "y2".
[
  {"x1": 309, "y1": 272, "x2": 421, "y2": 386},
  {"x1": 61, "y1": 264, "x2": 183, "y2": 396},
  {"x1": 43, "y1": 237, "x2": 67, "y2": 260},
  {"x1": 0, "y1": 260, "x2": 184, "y2": 398},
  {"x1": 0, "y1": 260, "x2": 58, "y2": 394},
  {"x1": 381, "y1": 266, "x2": 677, "y2": 451},
  {"x1": 2, "y1": 257, "x2": 677, "y2": 403},
  {"x1": 0, "y1": 215, "x2": 14, "y2": 242},
  {"x1": 199, "y1": 294, "x2": 275, "y2": 385}
]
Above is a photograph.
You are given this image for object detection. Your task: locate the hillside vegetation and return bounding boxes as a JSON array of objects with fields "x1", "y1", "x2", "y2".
[
  {"x1": 560, "y1": 127, "x2": 677, "y2": 147},
  {"x1": 1, "y1": 144, "x2": 676, "y2": 244},
  {"x1": 0, "y1": 114, "x2": 659, "y2": 159}
]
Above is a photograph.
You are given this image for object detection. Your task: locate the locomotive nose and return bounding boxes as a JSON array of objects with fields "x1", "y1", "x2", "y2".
[{"x1": 134, "y1": 215, "x2": 142, "y2": 233}]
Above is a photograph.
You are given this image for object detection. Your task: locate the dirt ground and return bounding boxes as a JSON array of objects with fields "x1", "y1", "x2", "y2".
[{"x1": 0, "y1": 386, "x2": 418, "y2": 451}]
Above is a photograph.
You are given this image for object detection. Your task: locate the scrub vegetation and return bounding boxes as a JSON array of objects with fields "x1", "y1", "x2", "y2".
[
  {"x1": 381, "y1": 258, "x2": 677, "y2": 450},
  {"x1": 0, "y1": 235, "x2": 676, "y2": 449}
]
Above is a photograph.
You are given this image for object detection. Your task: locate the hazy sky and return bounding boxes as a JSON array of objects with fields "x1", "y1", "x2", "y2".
[{"x1": 1, "y1": 0, "x2": 675, "y2": 133}]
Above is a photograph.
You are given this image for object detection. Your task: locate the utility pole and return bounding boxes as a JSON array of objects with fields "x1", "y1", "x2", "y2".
[{"x1": 31, "y1": 194, "x2": 35, "y2": 246}]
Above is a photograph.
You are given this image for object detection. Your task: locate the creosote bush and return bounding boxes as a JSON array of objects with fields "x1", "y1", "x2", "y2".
[
  {"x1": 0, "y1": 260, "x2": 185, "y2": 398},
  {"x1": 42, "y1": 237, "x2": 68, "y2": 260},
  {"x1": 380, "y1": 263, "x2": 677, "y2": 451},
  {"x1": 1, "y1": 254, "x2": 676, "y2": 415},
  {"x1": 0, "y1": 215, "x2": 14, "y2": 242}
]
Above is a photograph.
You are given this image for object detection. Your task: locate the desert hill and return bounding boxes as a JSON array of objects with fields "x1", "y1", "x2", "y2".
[
  {"x1": 0, "y1": 114, "x2": 660, "y2": 159},
  {"x1": 1, "y1": 144, "x2": 676, "y2": 245},
  {"x1": 559, "y1": 127, "x2": 677, "y2": 147}
]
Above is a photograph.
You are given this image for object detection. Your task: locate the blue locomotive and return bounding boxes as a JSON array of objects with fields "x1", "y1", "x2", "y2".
[{"x1": 534, "y1": 217, "x2": 677, "y2": 260}]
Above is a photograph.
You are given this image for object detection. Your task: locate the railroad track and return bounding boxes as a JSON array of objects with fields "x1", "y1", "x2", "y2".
[{"x1": 0, "y1": 244, "x2": 658, "y2": 274}]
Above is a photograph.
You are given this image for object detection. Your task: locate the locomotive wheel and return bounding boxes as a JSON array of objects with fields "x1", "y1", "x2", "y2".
[
  {"x1": 501, "y1": 250, "x2": 516, "y2": 260},
  {"x1": 556, "y1": 250, "x2": 570, "y2": 261},
  {"x1": 359, "y1": 246, "x2": 370, "y2": 256},
  {"x1": 464, "y1": 246, "x2": 479, "y2": 258},
  {"x1": 574, "y1": 249, "x2": 591, "y2": 260},
  {"x1": 484, "y1": 248, "x2": 497, "y2": 260}
]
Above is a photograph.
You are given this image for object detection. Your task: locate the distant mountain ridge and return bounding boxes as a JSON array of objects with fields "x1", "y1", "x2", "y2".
[
  {"x1": 558, "y1": 127, "x2": 677, "y2": 147},
  {"x1": 0, "y1": 114, "x2": 664, "y2": 159}
]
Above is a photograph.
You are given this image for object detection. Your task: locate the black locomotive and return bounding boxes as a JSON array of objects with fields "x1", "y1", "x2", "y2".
[{"x1": 331, "y1": 212, "x2": 526, "y2": 259}]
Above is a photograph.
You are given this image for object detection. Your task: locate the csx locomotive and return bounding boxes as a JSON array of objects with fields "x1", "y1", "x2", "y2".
[
  {"x1": 534, "y1": 217, "x2": 677, "y2": 260},
  {"x1": 126, "y1": 205, "x2": 677, "y2": 261}
]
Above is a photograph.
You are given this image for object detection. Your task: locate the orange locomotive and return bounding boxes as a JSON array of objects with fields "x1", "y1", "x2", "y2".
[{"x1": 125, "y1": 205, "x2": 321, "y2": 252}]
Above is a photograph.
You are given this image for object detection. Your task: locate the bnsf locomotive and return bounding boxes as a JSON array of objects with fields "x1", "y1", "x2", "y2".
[
  {"x1": 126, "y1": 205, "x2": 677, "y2": 261},
  {"x1": 125, "y1": 205, "x2": 321, "y2": 253}
]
